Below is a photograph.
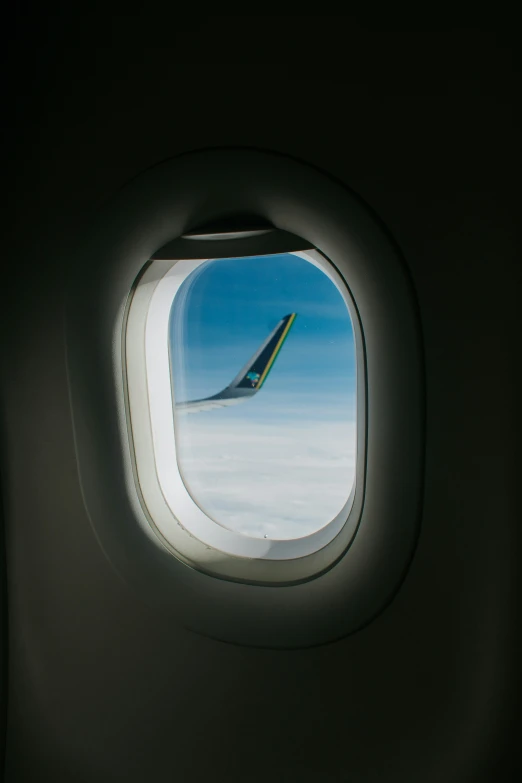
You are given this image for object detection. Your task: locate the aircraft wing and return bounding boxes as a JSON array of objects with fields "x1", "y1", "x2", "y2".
[{"x1": 175, "y1": 313, "x2": 297, "y2": 414}]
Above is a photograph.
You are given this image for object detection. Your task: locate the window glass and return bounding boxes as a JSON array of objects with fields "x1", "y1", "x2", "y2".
[{"x1": 169, "y1": 252, "x2": 356, "y2": 541}]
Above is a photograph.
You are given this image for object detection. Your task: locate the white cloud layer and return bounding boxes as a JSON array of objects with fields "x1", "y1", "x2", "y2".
[{"x1": 175, "y1": 417, "x2": 356, "y2": 540}]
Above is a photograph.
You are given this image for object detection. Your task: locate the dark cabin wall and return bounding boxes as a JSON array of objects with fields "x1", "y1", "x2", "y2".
[{"x1": 3, "y1": 13, "x2": 520, "y2": 782}]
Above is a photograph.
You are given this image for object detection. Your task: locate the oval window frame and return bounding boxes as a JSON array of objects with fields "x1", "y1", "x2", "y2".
[
  {"x1": 124, "y1": 246, "x2": 364, "y2": 583},
  {"x1": 65, "y1": 147, "x2": 424, "y2": 648}
]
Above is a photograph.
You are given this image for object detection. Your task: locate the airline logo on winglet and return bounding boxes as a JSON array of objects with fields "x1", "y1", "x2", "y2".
[{"x1": 246, "y1": 371, "x2": 261, "y2": 387}]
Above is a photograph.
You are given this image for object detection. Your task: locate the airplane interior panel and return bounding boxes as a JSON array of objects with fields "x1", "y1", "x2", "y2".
[{"x1": 2, "y1": 12, "x2": 520, "y2": 782}]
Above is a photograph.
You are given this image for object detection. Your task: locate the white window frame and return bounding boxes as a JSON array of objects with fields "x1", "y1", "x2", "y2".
[{"x1": 124, "y1": 249, "x2": 363, "y2": 582}]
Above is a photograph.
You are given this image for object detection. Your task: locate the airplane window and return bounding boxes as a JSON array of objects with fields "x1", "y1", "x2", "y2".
[
  {"x1": 170, "y1": 253, "x2": 356, "y2": 541},
  {"x1": 124, "y1": 241, "x2": 363, "y2": 580},
  {"x1": 68, "y1": 147, "x2": 420, "y2": 629}
]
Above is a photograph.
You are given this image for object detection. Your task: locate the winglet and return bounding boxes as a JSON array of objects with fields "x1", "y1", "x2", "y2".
[
  {"x1": 229, "y1": 313, "x2": 297, "y2": 392},
  {"x1": 175, "y1": 314, "x2": 297, "y2": 413}
]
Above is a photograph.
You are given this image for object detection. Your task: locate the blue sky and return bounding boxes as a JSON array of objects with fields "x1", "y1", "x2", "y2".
[
  {"x1": 168, "y1": 252, "x2": 357, "y2": 539},
  {"x1": 169, "y1": 253, "x2": 356, "y2": 422}
]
